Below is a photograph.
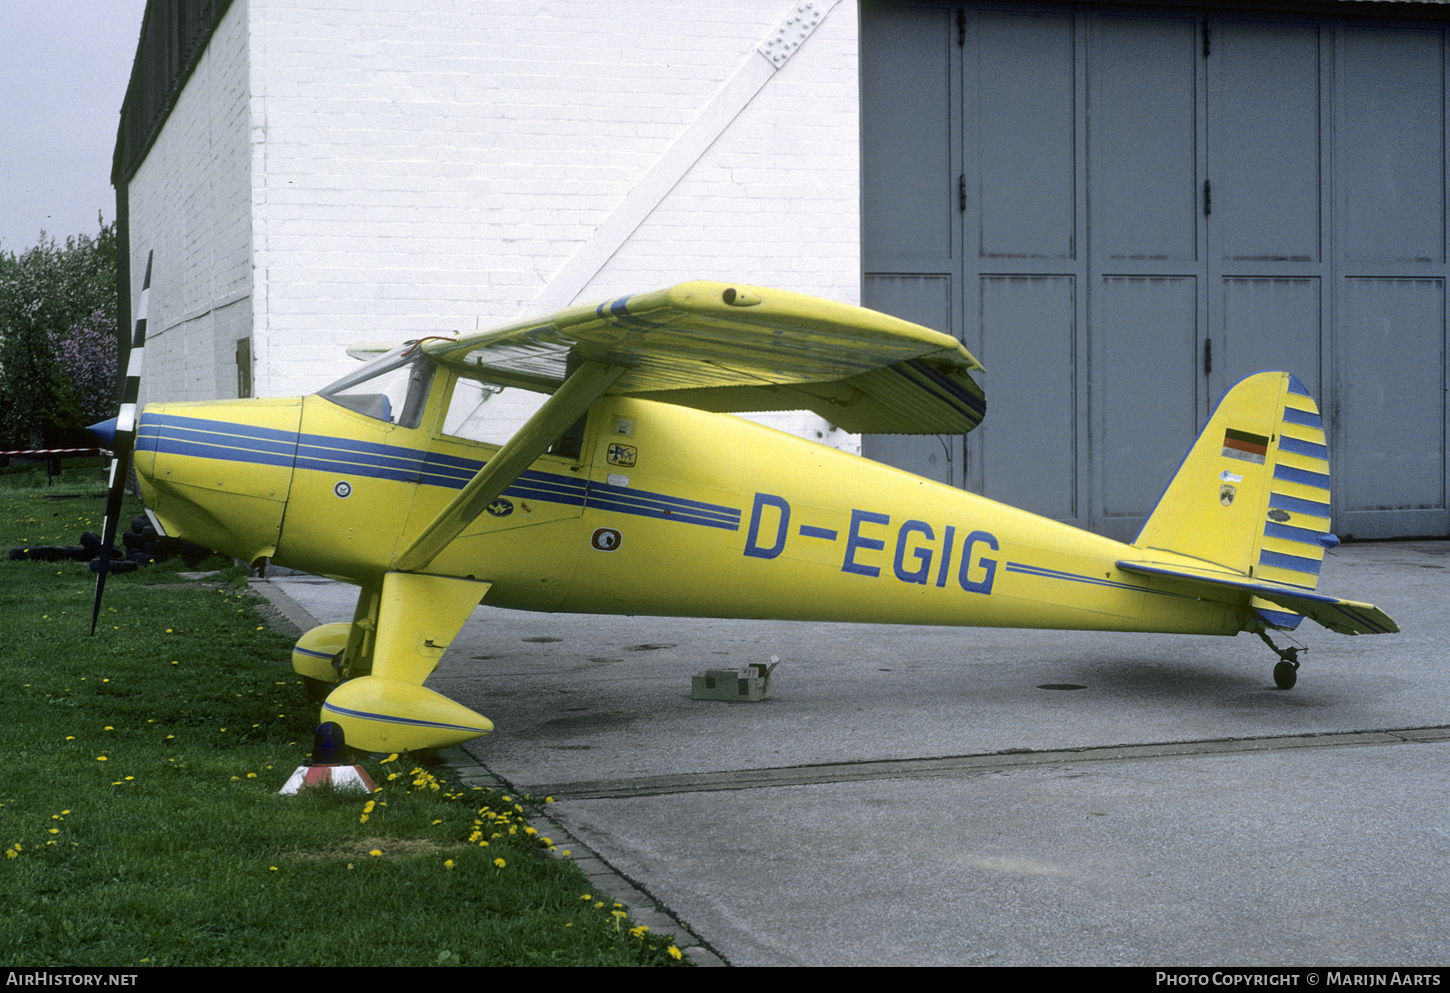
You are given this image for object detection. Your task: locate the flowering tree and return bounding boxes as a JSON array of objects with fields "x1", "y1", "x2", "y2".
[
  {"x1": 0, "y1": 218, "x2": 118, "y2": 447},
  {"x1": 49, "y1": 310, "x2": 119, "y2": 429}
]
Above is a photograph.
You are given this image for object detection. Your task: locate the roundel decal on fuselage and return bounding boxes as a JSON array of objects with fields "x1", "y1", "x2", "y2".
[{"x1": 591, "y1": 528, "x2": 622, "y2": 552}]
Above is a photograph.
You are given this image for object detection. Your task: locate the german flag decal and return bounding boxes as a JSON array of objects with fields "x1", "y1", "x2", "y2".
[{"x1": 1222, "y1": 428, "x2": 1270, "y2": 464}]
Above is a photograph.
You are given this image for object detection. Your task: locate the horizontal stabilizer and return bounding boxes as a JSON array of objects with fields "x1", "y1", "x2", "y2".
[{"x1": 1117, "y1": 559, "x2": 1399, "y2": 636}]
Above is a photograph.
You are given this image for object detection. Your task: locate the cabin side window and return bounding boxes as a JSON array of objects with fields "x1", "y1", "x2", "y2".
[{"x1": 440, "y1": 373, "x2": 586, "y2": 458}]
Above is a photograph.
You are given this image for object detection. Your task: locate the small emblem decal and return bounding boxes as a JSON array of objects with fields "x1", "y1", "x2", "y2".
[
  {"x1": 334, "y1": 481, "x2": 352, "y2": 498},
  {"x1": 487, "y1": 498, "x2": 514, "y2": 517},
  {"x1": 1220, "y1": 484, "x2": 1237, "y2": 507},
  {"x1": 607, "y1": 443, "x2": 637, "y2": 467},
  {"x1": 1267, "y1": 508, "x2": 1292, "y2": 523},
  {"x1": 591, "y1": 528, "x2": 623, "y2": 552}
]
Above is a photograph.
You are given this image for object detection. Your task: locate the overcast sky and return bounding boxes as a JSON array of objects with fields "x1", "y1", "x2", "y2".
[{"x1": 1, "y1": 0, "x2": 150, "y2": 253}]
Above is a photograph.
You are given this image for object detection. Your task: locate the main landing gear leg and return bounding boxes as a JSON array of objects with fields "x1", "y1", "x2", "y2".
[{"x1": 1256, "y1": 630, "x2": 1303, "y2": 689}]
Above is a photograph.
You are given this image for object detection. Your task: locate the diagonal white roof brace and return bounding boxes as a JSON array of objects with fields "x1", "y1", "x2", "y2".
[{"x1": 522, "y1": 1, "x2": 841, "y2": 318}]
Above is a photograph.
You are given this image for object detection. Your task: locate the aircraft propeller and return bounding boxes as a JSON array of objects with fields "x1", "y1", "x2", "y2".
[{"x1": 89, "y1": 250, "x2": 152, "y2": 636}]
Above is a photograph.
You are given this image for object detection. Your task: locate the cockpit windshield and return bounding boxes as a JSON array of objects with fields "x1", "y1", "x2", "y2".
[{"x1": 318, "y1": 342, "x2": 435, "y2": 428}]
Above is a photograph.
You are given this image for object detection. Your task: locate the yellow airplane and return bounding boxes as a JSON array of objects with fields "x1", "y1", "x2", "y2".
[{"x1": 92, "y1": 270, "x2": 1398, "y2": 754}]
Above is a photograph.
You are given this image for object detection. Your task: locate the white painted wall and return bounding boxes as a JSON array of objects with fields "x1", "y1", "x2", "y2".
[{"x1": 126, "y1": 0, "x2": 253, "y2": 407}]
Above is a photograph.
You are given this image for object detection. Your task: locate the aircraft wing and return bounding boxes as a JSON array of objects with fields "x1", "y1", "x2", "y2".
[
  {"x1": 421, "y1": 282, "x2": 986, "y2": 435},
  {"x1": 1116, "y1": 559, "x2": 1399, "y2": 636}
]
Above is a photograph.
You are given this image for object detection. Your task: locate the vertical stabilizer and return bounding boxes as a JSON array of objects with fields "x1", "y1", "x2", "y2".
[{"x1": 1133, "y1": 372, "x2": 1336, "y2": 629}]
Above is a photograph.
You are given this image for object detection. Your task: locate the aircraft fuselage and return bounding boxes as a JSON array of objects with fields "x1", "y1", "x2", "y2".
[{"x1": 136, "y1": 387, "x2": 1244, "y2": 639}]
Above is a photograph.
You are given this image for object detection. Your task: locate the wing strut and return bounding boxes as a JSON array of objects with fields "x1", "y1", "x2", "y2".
[{"x1": 392, "y1": 359, "x2": 627, "y2": 572}]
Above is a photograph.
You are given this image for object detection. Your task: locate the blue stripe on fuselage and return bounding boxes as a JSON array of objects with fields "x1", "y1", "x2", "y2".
[{"x1": 142, "y1": 413, "x2": 738, "y2": 532}]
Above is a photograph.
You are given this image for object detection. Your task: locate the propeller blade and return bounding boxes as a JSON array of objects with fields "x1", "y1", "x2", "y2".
[{"x1": 91, "y1": 251, "x2": 152, "y2": 636}]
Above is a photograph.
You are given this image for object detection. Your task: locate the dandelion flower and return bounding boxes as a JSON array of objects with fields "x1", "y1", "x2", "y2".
[
  {"x1": 369, "y1": 849, "x2": 382, "y2": 857},
  {"x1": 443, "y1": 859, "x2": 454, "y2": 870},
  {"x1": 493, "y1": 858, "x2": 505, "y2": 869},
  {"x1": 668, "y1": 946, "x2": 682, "y2": 961}
]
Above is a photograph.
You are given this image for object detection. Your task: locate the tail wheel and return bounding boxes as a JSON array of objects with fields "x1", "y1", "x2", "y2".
[
  {"x1": 1258, "y1": 631, "x2": 1303, "y2": 690},
  {"x1": 1273, "y1": 659, "x2": 1299, "y2": 690}
]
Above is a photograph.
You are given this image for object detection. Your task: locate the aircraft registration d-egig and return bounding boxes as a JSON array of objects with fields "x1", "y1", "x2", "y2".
[{"x1": 93, "y1": 261, "x2": 1398, "y2": 753}]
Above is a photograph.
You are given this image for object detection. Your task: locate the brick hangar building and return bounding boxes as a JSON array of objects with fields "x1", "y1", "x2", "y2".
[{"x1": 113, "y1": 0, "x2": 1450, "y2": 542}]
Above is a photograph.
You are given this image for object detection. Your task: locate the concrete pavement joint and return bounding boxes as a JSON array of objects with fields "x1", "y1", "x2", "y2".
[{"x1": 513, "y1": 725, "x2": 1450, "y2": 800}]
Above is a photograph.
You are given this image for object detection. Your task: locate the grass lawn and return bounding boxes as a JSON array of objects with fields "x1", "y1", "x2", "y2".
[{"x1": 0, "y1": 464, "x2": 689, "y2": 967}]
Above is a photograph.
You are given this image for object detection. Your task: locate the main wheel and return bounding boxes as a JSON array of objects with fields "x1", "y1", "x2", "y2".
[{"x1": 1273, "y1": 660, "x2": 1298, "y2": 689}]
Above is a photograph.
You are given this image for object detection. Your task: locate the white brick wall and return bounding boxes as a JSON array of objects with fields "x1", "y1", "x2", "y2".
[
  {"x1": 127, "y1": 1, "x2": 253, "y2": 406},
  {"x1": 131, "y1": 0, "x2": 863, "y2": 449}
]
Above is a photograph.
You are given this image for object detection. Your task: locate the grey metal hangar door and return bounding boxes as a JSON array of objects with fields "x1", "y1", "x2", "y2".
[{"x1": 861, "y1": 1, "x2": 1449, "y2": 541}]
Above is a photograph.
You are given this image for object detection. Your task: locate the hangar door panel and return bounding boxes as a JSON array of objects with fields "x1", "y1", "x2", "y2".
[
  {"x1": 1208, "y1": 18, "x2": 1325, "y2": 408},
  {"x1": 1334, "y1": 25, "x2": 1449, "y2": 537},
  {"x1": 1099, "y1": 277, "x2": 1199, "y2": 521},
  {"x1": 977, "y1": 276, "x2": 1078, "y2": 522},
  {"x1": 1338, "y1": 27, "x2": 1445, "y2": 265},
  {"x1": 964, "y1": 10, "x2": 1084, "y2": 524},
  {"x1": 1092, "y1": 14, "x2": 1202, "y2": 265},
  {"x1": 1088, "y1": 13, "x2": 1205, "y2": 539},
  {"x1": 973, "y1": 10, "x2": 1076, "y2": 262},
  {"x1": 1339, "y1": 279, "x2": 1447, "y2": 537}
]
